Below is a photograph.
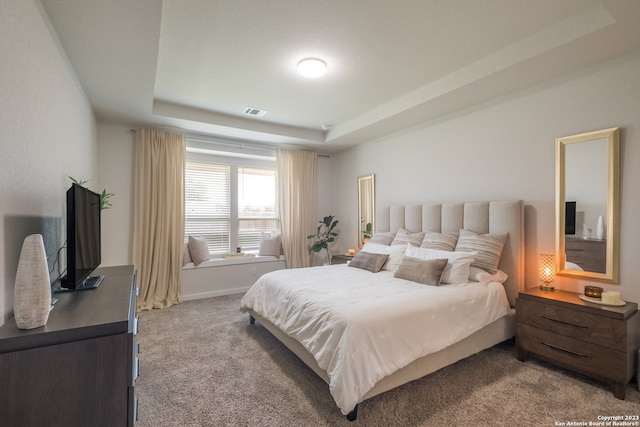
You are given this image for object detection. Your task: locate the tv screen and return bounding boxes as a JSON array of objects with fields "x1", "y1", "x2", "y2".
[
  {"x1": 565, "y1": 201, "x2": 576, "y2": 235},
  {"x1": 61, "y1": 183, "x2": 102, "y2": 290}
]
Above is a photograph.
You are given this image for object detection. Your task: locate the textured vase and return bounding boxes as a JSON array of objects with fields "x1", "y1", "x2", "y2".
[
  {"x1": 596, "y1": 215, "x2": 605, "y2": 240},
  {"x1": 14, "y1": 234, "x2": 51, "y2": 329}
]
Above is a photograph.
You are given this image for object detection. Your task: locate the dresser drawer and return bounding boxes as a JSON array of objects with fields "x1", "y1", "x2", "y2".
[
  {"x1": 517, "y1": 324, "x2": 628, "y2": 383},
  {"x1": 517, "y1": 298, "x2": 627, "y2": 351},
  {"x1": 565, "y1": 238, "x2": 606, "y2": 272}
]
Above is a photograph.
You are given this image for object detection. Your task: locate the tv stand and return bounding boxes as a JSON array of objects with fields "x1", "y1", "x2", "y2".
[{"x1": 0, "y1": 265, "x2": 139, "y2": 426}]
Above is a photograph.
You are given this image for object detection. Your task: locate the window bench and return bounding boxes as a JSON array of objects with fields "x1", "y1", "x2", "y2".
[{"x1": 181, "y1": 255, "x2": 285, "y2": 301}]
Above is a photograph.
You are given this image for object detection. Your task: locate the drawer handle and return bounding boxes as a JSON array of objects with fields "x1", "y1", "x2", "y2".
[
  {"x1": 541, "y1": 315, "x2": 587, "y2": 329},
  {"x1": 542, "y1": 341, "x2": 588, "y2": 358}
]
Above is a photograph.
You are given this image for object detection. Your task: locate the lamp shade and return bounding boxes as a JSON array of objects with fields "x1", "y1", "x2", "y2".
[{"x1": 539, "y1": 254, "x2": 555, "y2": 290}]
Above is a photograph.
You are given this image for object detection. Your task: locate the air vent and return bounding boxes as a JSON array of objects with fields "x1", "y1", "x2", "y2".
[{"x1": 243, "y1": 106, "x2": 267, "y2": 117}]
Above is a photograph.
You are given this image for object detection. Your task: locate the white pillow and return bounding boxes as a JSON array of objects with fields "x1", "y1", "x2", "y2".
[
  {"x1": 258, "y1": 232, "x2": 283, "y2": 257},
  {"x1": 468, "y1": 266, "x2": 508, "y2": 286},
  {"x1": 405, "y1": 244, "x2": 476, "y2": 284},
  {"x1": 362, "y1": 243, "x2": 407, "y2": 272}
]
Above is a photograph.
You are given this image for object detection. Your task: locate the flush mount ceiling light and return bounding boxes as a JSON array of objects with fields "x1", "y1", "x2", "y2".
[{"x1": 297, "y1": 57, "x2": 327, "y2": 78}]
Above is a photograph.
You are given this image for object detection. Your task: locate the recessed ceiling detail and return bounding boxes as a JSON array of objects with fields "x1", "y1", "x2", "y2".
[{"x1": 40, "y1": 0, "x2": 640, "y2": 153}]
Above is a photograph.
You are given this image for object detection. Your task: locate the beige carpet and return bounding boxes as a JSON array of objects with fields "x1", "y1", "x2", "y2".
[{"x1": 135, "y1": 294, "x2": 640, "y2": 426}]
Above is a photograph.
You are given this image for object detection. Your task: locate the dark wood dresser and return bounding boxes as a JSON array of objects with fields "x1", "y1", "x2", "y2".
[
  {"x1": 0, "y1": 265, "x2": 139, "y2": 426},
  {"x1": 565, "y1": 238, "x2": 606, "y2": 273},
  {"x1": 516, "y1": 287, "x2": 639, "y2": 399}
]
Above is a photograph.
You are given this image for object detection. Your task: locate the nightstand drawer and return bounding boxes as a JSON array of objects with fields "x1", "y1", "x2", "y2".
[
  {"x1": 517, "y1": 324, "x2": 628, "y2": 383},
  {"x1": 517, "y1": 298, "x2": 626, "y2": 351}
]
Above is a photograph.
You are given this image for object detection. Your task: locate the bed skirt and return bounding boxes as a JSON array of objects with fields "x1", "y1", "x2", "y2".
[{"x1": 246, "y1": 308, "x2": 515, "y2": 408}]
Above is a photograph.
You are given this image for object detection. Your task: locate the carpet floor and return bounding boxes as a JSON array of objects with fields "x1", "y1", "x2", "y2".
[{"x1": 135, "y1": 294, "x2": 640, "y2": 427}]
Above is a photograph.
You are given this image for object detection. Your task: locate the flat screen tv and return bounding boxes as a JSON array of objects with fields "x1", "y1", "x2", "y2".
[
  {"x1": 60, "y1": 183, "x2": 103, "y2": 290},
  {"x1": 565, "y1": 201, "x2": 576, "y2": 235}
]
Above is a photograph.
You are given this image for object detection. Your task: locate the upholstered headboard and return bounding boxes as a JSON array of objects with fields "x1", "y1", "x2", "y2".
[{"x1": 376, "y1": 201, "x2": 524, "y2": 307}]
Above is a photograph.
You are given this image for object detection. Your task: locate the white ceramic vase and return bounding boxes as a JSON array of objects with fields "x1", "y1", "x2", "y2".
[
  {"x1": 596, "y1": 215, "x2": 605, "y2": 240},
  {"x1": 14, "y1": 234, "x2": 51, "y2": 329}
]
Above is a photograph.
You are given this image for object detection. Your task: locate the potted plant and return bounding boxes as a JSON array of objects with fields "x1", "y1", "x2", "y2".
[
  {"x1": 307, "y1": 215, "x2": 339, "y2": 264},
  {"x1": 361, "y1": 221, "x2": 373, "y2": 244},
  {"x1": 67, "y1": 176, "x2": 114, "y2": 210}
]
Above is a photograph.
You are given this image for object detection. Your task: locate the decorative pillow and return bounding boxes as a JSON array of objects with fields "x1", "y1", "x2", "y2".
[
  {"x1": 455, "y1": 229, "x2": 507, "y2": 274},
  {"x1": 391, "y1": 228, "x2": 425, "y2": 246},
  {"x1": 348, "y1": 252, "x2": 389, "y2": 273},
  {"x1": 258, "y1": 232, "x2": 283, "y2": 257},
  {"x1": 369, "y1": 231, "x2": 396, "y2": 245},
  {"x1": 361, "y1": 243, "x2": 407, "y2": 272},
  {"x1": 393, "y1": 256, "x2": 448, "y2": 286},
  {"x1": 469, "y1": 266, "x2": 508, "y2": 286},
  {"x1": 405, "y1": 244, "x2": 476, "y2": 285},
  {"x1": 182, "y1": 241, "x2": 192, "y2": 266},
  {"x1": 420, "y1": 231, "x2": 458, "y2": 251},
  {"x1": 188, "y1": 235, "x2": 211, "y2": 266}
]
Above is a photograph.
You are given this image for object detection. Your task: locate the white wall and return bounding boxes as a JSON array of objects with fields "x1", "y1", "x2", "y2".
[
  {"x1": 333, "y1": 53, "x2": 640, "y2": 304},
  {"x1": 97, "y1": 123, "x2": 135, "y2": 266},
  {"x1": 0, "y1": 0, "x2": 97, "y2": 325}
]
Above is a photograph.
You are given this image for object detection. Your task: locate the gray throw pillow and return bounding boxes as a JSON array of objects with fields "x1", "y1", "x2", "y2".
[
  {"x1": 369, "y1": 231, "x2": 396, "y2": 245},
  {"x1": 188, "y1": 236, "x2": 211, "y2": 266},
  {"x1": 393, "y1": 256, "x2": 448, "y2": 286},
  {"x1": 455, "y1": 229, "x2": 507, "y2": 274},
  {"x1": 420, "y1": 231, "x2": 459, "y2": 251},
  {"x1": 348, "y1": 252, "x2": 389, "y2": 273}
]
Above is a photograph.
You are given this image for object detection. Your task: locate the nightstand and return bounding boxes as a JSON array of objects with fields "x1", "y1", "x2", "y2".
[
  {"x1": 516, "y1": 287, "x2": 640, "y2": 399},
  {"x1": 331, "y1": 254, "x2": 354, "y2": 265}
]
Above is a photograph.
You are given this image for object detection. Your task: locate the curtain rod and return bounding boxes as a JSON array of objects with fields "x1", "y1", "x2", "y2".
[{"x1": 129, "y1": 128, "x2": 330, "y2": 158}]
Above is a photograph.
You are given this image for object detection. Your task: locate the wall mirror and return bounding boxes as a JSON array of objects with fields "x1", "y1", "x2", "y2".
[
  {"x1": 556, "y1": 127, "x2": 619, "y2": 283},
  {"x1": 358, "y1": 174, "x2": 375, "y2": 247}
]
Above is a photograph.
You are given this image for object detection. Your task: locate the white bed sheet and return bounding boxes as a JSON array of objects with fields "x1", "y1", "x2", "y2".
[{"x1": 239, "y1": 264, "x2": 511, "y2": 414}]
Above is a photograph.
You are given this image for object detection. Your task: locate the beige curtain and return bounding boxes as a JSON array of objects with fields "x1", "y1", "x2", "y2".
[
  {"x1": 277, "y1": 149, "x2": 317, "y2": 268},
  {"x1": 133, "y1": 129, "x2": 185, "y2": 311}
]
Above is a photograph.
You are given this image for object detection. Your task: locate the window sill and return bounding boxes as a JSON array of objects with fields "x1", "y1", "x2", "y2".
[{"x1": 183, "y1": 255, "x2": 284, "y2": 270}]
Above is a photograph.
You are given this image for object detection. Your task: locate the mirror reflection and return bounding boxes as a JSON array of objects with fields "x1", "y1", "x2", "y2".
[
  {"x1": 564, "y1": 138, "x2": 608, "y2": 273},
  {"x1": 556, "y1": 127, "x2": 619, "y2": 283},
  {"x1": 358, "y1": 174, "x2": 375, "y2": 248}
]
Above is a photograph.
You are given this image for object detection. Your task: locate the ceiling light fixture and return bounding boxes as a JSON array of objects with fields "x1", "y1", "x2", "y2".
[{"x1": 297, "y1": 57, "x2": 327, "y2": 78}]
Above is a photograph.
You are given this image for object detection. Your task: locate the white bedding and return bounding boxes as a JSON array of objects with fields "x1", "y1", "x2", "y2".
[{"x1": 239, "y1": 264, "x2": 511, "y2": 414}]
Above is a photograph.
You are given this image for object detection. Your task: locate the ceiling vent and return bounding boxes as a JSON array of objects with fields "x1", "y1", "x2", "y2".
[{"x1": 243, "y1": 106, "x2": 267, "y2": 117}]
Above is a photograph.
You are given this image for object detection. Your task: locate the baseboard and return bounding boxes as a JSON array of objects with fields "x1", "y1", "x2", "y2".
[{"x1": 181, "y1": 286, "x2": 251, "y2": 301}]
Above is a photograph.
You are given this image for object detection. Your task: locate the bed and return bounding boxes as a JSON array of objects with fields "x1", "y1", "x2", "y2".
[{"x1": 240, "y1": 200, "x2": 524, "y2": 420}]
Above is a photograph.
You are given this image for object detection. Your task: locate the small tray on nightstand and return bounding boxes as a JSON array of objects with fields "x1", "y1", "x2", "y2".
[{"x1": 579, "y1": 294, "x2": 626, "y2": 306}]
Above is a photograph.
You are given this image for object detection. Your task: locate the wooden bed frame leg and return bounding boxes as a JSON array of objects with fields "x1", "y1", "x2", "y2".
[
  {"x1": 346, "y1": 405, "x2": 358, "y2": 421},
  {"x1": 249, "y1": 315, "x2": 255, "y2": 325}
]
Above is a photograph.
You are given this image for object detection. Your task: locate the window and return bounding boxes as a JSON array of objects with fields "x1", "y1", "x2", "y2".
[{"x1": 185, "y1": 151, "x2": 279, "y2": 255}]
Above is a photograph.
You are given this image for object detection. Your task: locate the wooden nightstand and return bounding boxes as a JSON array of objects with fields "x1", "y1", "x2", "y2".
[
  {"x1": 331, "y1": 254, "x2": 354, "y2": 265},
  {"x1": 516, "y1": 287, "x2": 640, "y2": 399}
]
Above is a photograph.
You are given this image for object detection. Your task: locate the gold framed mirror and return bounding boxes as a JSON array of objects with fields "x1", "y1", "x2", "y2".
[
  {"x1": 556, "y1": 127, "x2": 619, "y2": 283},
  {"x1": 358, "y1": 174, "x2": 375, "y2": 248}
]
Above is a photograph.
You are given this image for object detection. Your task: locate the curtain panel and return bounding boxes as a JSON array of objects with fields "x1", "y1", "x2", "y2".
[
  {"x1": 277, "y1": 149, "x2": 317, "y2": 268},
  {"x1": 133, "y1": 129, "x2": 185, "y2": 310}
]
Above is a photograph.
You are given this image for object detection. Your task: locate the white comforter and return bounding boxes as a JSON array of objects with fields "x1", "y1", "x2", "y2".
[{"x1": 239, "y1": 264, "x2": 511, "y2": 414}]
